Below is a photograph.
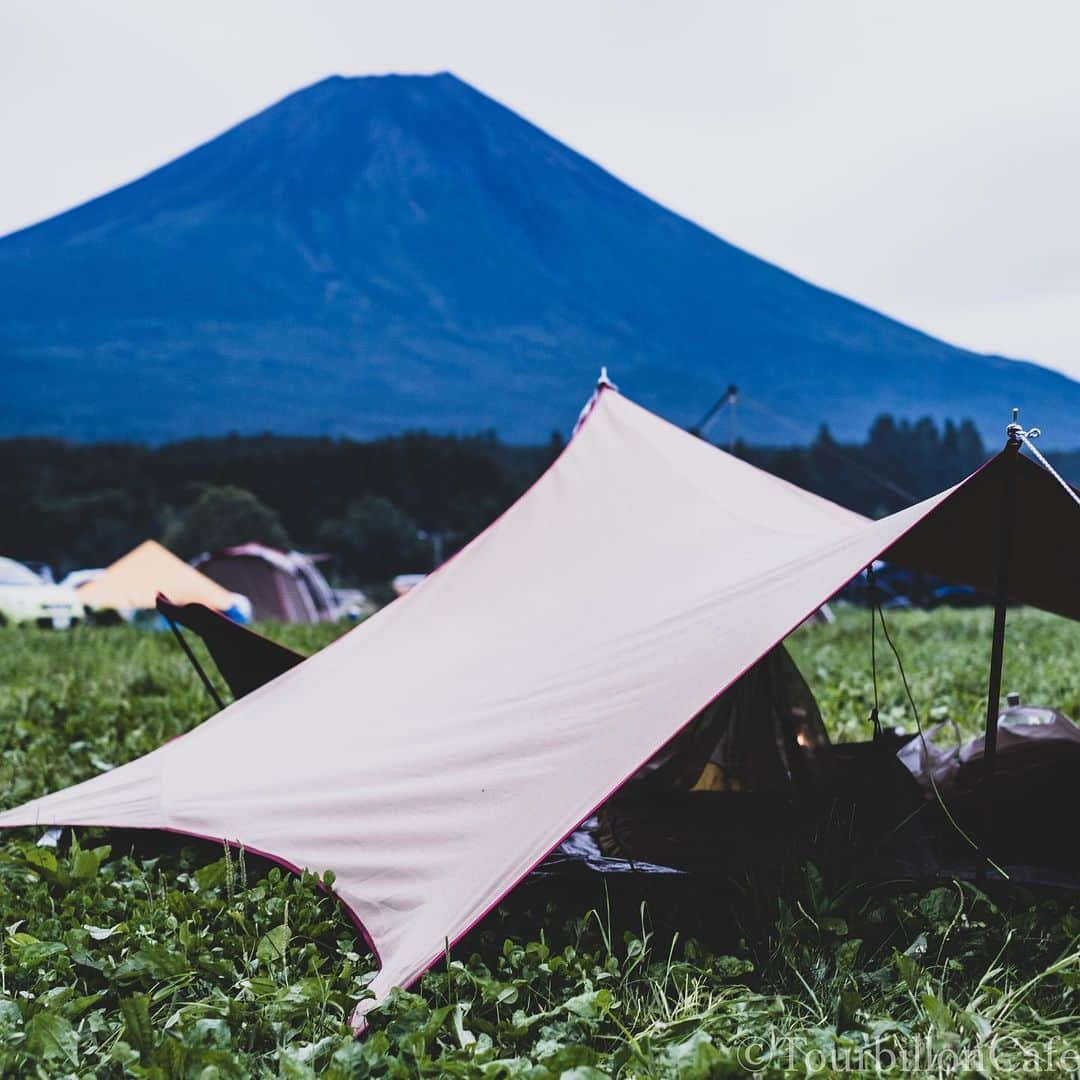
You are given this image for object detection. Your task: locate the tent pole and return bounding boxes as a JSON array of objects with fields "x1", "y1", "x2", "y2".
[
  {"x1": 978, "y1": 414, "x2": 1023, "y2": 879},
  {"x1": 165, "y1": 614, "x2": 226, "y2": 712},
  {"x1": 689, "y1": 383, "x2": 738, "y2": 442}
]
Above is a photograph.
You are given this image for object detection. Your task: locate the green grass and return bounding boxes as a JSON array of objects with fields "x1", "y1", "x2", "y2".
[
  {"x1": 788, "y1": 606, "x2": 1080, "y2": 743},
  {"x1": 0, "y1": 609, "x2": 1077, "y2": 1076}
]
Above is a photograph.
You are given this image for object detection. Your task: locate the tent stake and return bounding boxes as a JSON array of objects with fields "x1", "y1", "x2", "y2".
[{"x1": 978, "y1": 412, "x2": 1023, "y2": 879}]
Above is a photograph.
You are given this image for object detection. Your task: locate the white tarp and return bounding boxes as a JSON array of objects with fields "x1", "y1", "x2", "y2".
[{"x1": 0, "y1": 387, "x2": 1045, "y2": 1026}]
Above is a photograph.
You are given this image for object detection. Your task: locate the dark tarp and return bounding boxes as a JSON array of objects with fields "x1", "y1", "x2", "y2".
[{"x1": 884, "y1": 448, "x2": 1080, "y2": 621}]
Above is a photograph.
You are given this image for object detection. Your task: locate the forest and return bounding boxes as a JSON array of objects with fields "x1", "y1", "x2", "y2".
[{"x1": 3, "y1": 415, "x2": 1076, "y2": 585}]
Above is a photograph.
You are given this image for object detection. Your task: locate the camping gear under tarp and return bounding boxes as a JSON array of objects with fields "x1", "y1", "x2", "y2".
[
  {"x1": 76, "y1": 540, "x2": 237, "y2": 617},
  {"x1": 2, "y1": 386, "x2": 1077, "y2": 1030},
  {"x1": 899, "y1": 704, "x2": 1080, "y2": 792},
  {"x1": 193, "y1": 543, "x2": 337, "y2": 623}
]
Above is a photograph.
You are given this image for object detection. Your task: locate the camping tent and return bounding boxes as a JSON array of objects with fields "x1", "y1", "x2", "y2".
[
  {"x1": 193, "y1": 543, "x2": 337, "y2": 623},
  {"x1": 1, "y1": 386, "x2": 1077, "y2": 1029},
  {"x1": 76, "y1": 540, "x2": 238, "y2": 617}
]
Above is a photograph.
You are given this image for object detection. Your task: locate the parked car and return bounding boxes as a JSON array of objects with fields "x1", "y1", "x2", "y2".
[
  {"x1": 59, "y1": 568, "x2": 104, "y2": 591},
  {"x1": 839, "y1": 560, "x2": 989, "y2": 610},
  {"x1": 333, "y1": 587, "x2": 374, "y2": 621},
  {"x1": 392, "y1": 573, "x2": 426, "y2": 597},
  {"x1": 0, "y1": 557, "x2": 85, "y2": 628},
  {"x1": 21, "y1": 561, "x2": 56, "y2": 584}
]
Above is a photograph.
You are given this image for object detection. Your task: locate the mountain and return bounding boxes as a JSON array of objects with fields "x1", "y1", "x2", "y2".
[{"x1": 2, "y1": 72, "x2": 1078, "y2": 446}]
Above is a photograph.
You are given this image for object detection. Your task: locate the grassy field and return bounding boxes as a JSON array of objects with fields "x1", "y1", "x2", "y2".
[{"x1": 0, "y1": 608, "x2": 1078, "y2": 1076}]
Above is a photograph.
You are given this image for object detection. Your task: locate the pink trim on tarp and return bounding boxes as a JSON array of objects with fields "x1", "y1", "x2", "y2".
[
  {"x1": 13, "y1": 820, "x2": 384, "y2": 971},
  {"x1": 193, "y1": 384, "x2": 614, "y2": 706},
  {"x1": 166, "y1": 827, "x2": 383, "y2": 969}
]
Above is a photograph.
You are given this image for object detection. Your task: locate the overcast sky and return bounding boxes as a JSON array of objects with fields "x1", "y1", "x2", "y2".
[{"x1": 3, "y1": 0, "x2": 1078, "y2": 380}]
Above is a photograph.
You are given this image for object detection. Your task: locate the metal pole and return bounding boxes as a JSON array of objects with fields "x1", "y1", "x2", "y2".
[
  {"x1": 165, "y1": 614, "x2": 225, "y2": 712},
  {"x1": 689, "y1": 383, "x2": 738, "y2": 441},
  {"x1": 978, "y1": 414, "x2": 1022, "y2": 877}
]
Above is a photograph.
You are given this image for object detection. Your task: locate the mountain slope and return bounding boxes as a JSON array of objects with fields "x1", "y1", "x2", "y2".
[{"x1": 2, "y1": 72, "x2": 1077, "y2": 445}]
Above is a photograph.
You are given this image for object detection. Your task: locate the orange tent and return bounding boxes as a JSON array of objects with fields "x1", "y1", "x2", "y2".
[{"x1": 78, "y1": 540, "x2": 236, "y2": 613}]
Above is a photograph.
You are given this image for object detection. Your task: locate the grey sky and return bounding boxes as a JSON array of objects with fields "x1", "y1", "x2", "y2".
[{"x1": 2, "y1": 0, "x2": 1078, "y2": 379}]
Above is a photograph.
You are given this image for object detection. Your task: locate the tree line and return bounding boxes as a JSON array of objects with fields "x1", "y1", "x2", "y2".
[{"x1": 2, "y1": 417, "x2": 1074, "y2": 586}]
